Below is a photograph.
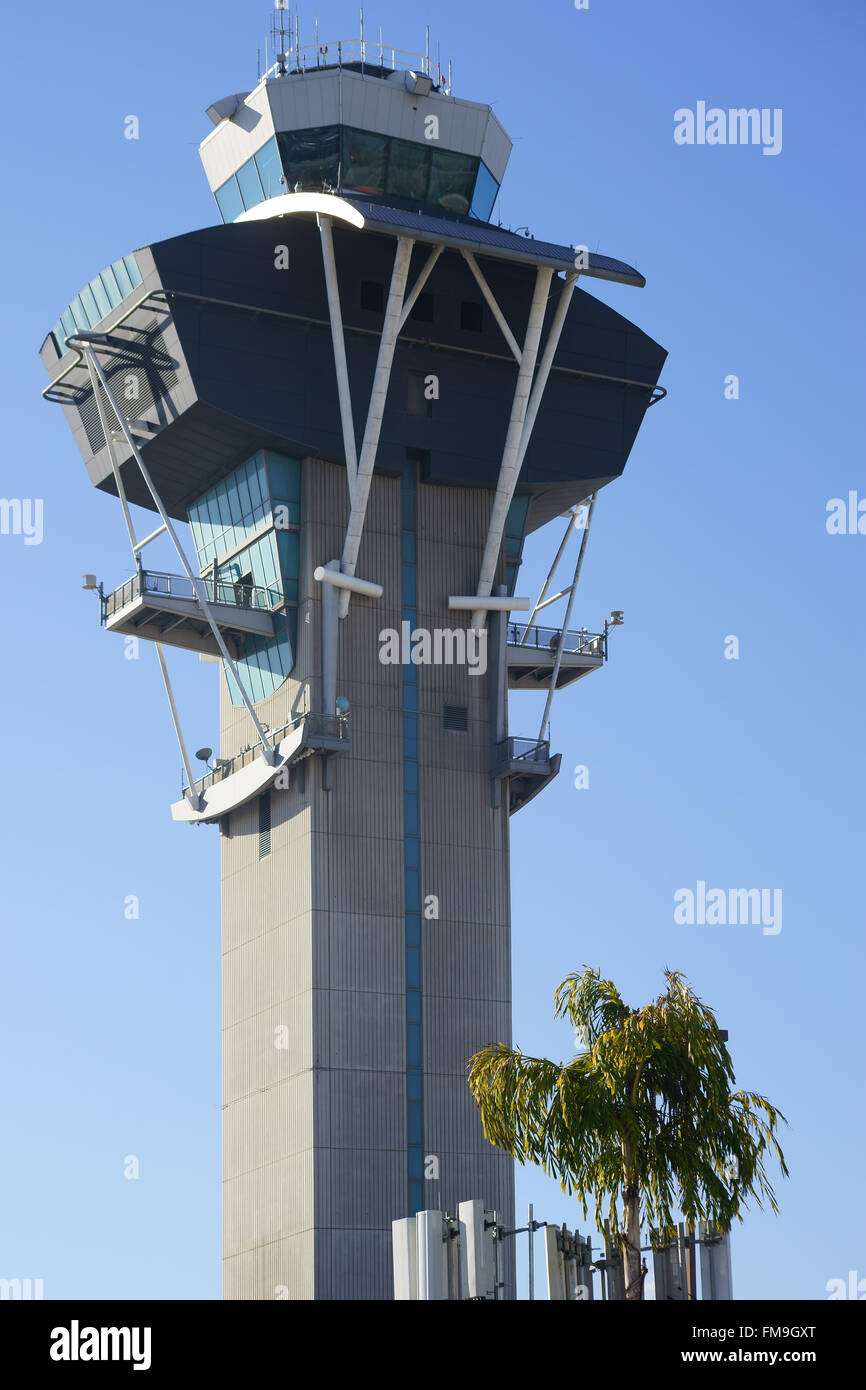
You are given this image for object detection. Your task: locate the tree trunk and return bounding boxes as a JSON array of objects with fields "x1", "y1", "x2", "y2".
[{"x1": 621, "y1": 1137, "x2": 643, "y2": 1300}]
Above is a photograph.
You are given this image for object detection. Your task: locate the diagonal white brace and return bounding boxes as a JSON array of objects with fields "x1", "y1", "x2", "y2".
[
  {"x1": 469, "y1": 265, "x2": 554, "y2": 629},
  {"x1": 318, "y1": 214, "x2": 358, "y2": 500},
  {"x1": 461, "y1": 250, "x2": 522, "y2": 363},
  {"x1": 471, "y1": 269, "x2": 579, "y2": 629},
  {"x1": 338, "y1": 235, "x2": 414, "y2": 618},
  {"x1": 84, "y1": 348, "x2": 204, "y2": 806},
  {"x1": 398, "y1": 245, "x2": 443, "y2": 331},
  {"x1": 84, "y1": 347, "x2": 278, "y2": 766},
  {"x1": 537, "y1": 492, "x2": 597, "y2": 744}
]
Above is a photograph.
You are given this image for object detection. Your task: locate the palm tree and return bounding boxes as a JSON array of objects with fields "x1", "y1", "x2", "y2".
[{"x1": 468, "y1": 967, "x2": 788, "y2": 1300}]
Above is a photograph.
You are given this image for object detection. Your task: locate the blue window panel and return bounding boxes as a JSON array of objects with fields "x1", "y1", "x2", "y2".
[
  {"x1": 406, "y1": 913, "x2": 421, "y2": 947},
  {"x1": 123, "y1": 255, "x2": 142, "y2": 289},
  {"x1": 470, "y1": 160, "x2": 500, "y2": 222},
  {"x1": 403, "y1": 716, "x2": 417, "y2": 759},
  {"x1": 407, "y1": 991, "x2": 421, "y2": 1025},
  {"x1": 506, "y1": 562, "x2": 518, "y2": 594},
  {"x1": 406, "y1": 945, "x2": 421, "y2": 990},
  {"x1": 401, "y1": 491, "x2": 416, "y2": 531},
  {"x1": 404, "y1": 795, "x2": 419, "y2": 837},
  {"x1": 401, "y1": 532, "x2": 416, "y2": 564},
  {"x1": 225, "y1": 471, "x2": 242, "y2": 526},
  {"x1": 505, "y1": 533, "x2": 522, "y2": 560},
  {"x1": 99, "y1": 266, "x2": 123, "y2": 309},
  {"x1": 215, "y1": 175, "x2": 243, "y2": 223},
  {"x1": 254, "y1": 136, "x2": 283, "y2": 199},
  {"x1": 111, "y1": 258, "x2": 134, "y2": 297},
  {"x1": 407, "y1": 1067, "x2": 422, "y2": 1102},
  {"x1": 89, "y1": 275, "x2": 112, "y2": 321},
  {"x1": 69, "y1": 295, "x2": 89, "y2": 330},
  {"x1": 60, "y1": 308, "x2": 77, "y2": 343},
  {"x1": 405, "y1": 869, "x2": 420, "y2": 912},
  {"x1": 402, "y1": 607, "x2": 416, "y2": 626},
  {"x1": 79, "y1": 284, "x2": 99, "y2": 326},
  {"x1": 235, "y1": 469, "x2": 252, "y2": 520},
  {"x1": 405, "y1": 838, "x2": 419, "y2": 871},
  {"x1": 224, "y1": 663, "x2": 242, "y2": 705},
  {"x1": 408, "y1": 1179, "x2": 423, "y2": 1216},
  {"x1": 402, "y1": 565, "x2": 416, "y2": 607},
  {"x1": 277, "y1": 531, "x2": 300, "y2": 601},
  {"x1": 403, "y1": 658, "x2": 417, "y2": 686},
  {"x1": 407, "y1": 1024, "x2": 422, "y2": 1067},
  {"x1": 52, "y1": 322, "x2": 65, "y2": 355},
  {"x1": 286, "y1": 610, "x2": 298, "y2": 667},
  {"x1": 236, "y1": 155, "x2": 264, "y2": 210},
  {"x1": 268, "y1": 453, "x2": 301, "y2": 502},
  {"x1": 505, "y1": 493, "x2": 530, "y2": 539},
  {"x1": 404, "y1": 763, "x2": 418, "y2": 795},
  {"x1": 253, "y1": 455, "x2": 268, "y2": 509},
  {"x1": 408, "y1": 1146, "x2": 424, "y2": 1179},
  {"x1": 262, "y1": 534, "x2": 280, "y2": 589},
  {"x1": 408, "y1": 1099, "x2": 423, "y2": 1145},
  {"x1": 215, "y1": 480, "x2": 232, "y2": 528},
  {"x1": 403, "y1": 684, "x2": 417, "y2": 713}
]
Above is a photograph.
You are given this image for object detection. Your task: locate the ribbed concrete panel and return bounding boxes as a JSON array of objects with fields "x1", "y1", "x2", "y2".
[
  {"x1": 423, "y1": 922, "x2": 511, "y2": 1003},
  {"x1": 322, "y1": 911, "x2": 404, "y2": 995},
  {"x1": 423, "y1": 995, "x2": 511, "y2": 1076},
  {"x1": 421, "y1": 844, "x2": 510, "y2": 928},
  {"x1": 223, "y1": 918, "x2": 313, "y2": 1027},
  {"x1": 223, "y1": 1230, "x2": 315, "y2": 1301},
  {"x1": 310, "y1": 830, "x2": 403, "y2": 916},
  {"x1": 223, "y1": 993, "x2": 313, "y2": 1102},
  {"x1": 318, "y1": 987, "x2": 405, "y2": 1071},
  {"x1": 314, "y1": 1230, "x2": 393, "y2": 1302},
  {"x1": 221, "y1": 829, "x2": 312, "y2": 953},
  {"x1": 424, "y1": 1073, "x2": 503, "y2": 1158},
  {"x1": 420, "y1": 766, "x2": 500, "y2": 848},
  {"x1": 314, "y1": 1068, "x2": 404, "y2": 1150},
  {"x1": 224, "y1": 1071, "x2": 313, "y2": 1175},
  {"x1": 224, "y1": 1151, "x2": 313, "y2": 1258},
  {"x1": 316, "y1": 1147, "x2": 405, "y2": 1228}
]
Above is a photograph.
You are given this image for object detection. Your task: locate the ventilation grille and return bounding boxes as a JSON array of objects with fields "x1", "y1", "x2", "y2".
[
  {"x1": 74, "y1": 319, "x2": 179, "y2": 455},
  {"x1": 443, "y1": 704, "x2": 468, "y2": 732},
  {"x1": 258, "y1": 793, "x2": 272, "y2": 859}
]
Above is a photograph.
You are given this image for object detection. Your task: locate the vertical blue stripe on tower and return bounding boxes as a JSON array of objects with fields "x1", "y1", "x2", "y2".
[{"x1": 402, "y1": 457, "x2": 423, "y2": 1215}]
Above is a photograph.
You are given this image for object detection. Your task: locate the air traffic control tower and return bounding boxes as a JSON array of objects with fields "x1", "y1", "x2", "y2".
[{"x1": 40, "y1": 20, "x2": 666, "y2": 1300}]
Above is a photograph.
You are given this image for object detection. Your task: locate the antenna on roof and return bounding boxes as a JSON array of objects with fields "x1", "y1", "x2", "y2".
[{"x1": 275, "y1": 0, "x2": 288, "y2": 76}]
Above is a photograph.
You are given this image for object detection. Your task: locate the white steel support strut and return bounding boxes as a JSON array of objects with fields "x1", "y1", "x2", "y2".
[
  {"x1": 470, "y1": 269, "x2": 579, "y2": 630},
  {"x1": 537, "y1": 492, "x2": 597, "y2": 745},
  {"x1": 469, "y1": 265, "x2": 554, "y2": 629},
  {"x1": 338, "y1": 235, "x2": 414, "y2": 618},
  {"x1": 84, "y1": 350, "x2": 203, "y2": 807},
  {"x1": 318, "y1": 214, "x2": 358, "y2": 500},
  {"x1": 398, "y1": 245, "x2": 443, "y2": 331},
  {"x1": 520, "y1": 502, "x2": 585, "y2": 640},
  {"x1": 84, "y1": 347, "x2": 278, "y2": 766},
  {"x1": 461, "y1": 251, "x2": 521, "y2": 363}
]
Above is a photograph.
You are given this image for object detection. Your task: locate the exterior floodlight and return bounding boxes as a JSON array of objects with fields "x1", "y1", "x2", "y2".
[
  {"x1": 406, "y1": 71, "x2": 434, "y2": 96},
  {"x1": 610, "y1": 610, "x2": 624, "y2": 625},
  {"x1": 82, "y1": 574, "x2": 97, "y2": 590},
  {"x1": 195, "y1": 747, "x2": 213, "y2": 762}
]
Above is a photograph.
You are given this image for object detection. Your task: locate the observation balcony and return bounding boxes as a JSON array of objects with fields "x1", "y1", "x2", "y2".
[
  {"x1": 506, "y1": 622, "x2": 605, "y2": 692},
  {"x1": 173, "y1": 712, "x2": 350, "y2": 824},
  {"x1": 492, "y1": 736, "x2": 561, "y2": 815},
  {"x1": 101, "y1": 569, "x2": 280, "y2": 658}
]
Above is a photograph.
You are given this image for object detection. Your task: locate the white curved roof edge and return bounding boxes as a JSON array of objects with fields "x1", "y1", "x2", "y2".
[
  {"x1": 235, "y1": 193, "x2": 366, "y2": 229},
  {"x1": 171, "y1": 723, "x2": 307, "y2": 824}
]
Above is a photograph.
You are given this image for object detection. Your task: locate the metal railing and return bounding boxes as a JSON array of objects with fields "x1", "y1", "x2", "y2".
[
  {"x1": 182, "y1": 712, "x2": 350, "y2": 798},
  {"x1": 499, "y1": 737, "x2": 551, "y2": 766},
  {"x1": 261, "y1": 36, "x2": 452, "y2": 93},
  {"x1": 507, "y1": 622, "x2": 606, "y2": 658},
  {"x1": 103, "y1": 569, "x2": 282, "y2": 622}
]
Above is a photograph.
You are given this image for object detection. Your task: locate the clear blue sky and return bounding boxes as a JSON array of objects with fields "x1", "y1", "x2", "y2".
[{"x1": 1, "y1": 0, "x2": 863, "y2": 1300}]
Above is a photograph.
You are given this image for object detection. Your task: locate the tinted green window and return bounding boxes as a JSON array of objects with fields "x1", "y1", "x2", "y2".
[
  {"x1": 89, "y1": 275, "x2": 112, "y2": 321},
  {"x1": 112, "y1": 258, "x2": 134, "y2": 297},
  {"x1": 428, "y1": 148, "x2": 478, "y2": 214},
  {"x1": 236, "y1": 156, "x2": 264, "y2": 210},
  {"x1": 386, "y1": 137, "x2": 430, "y2": 201},
  {"x1": 123, "y1": 255, "x2": 142, "y2": 289},
  {"x1": 254, "y1": 136, "x2": 283, "y2": 198},
  {"x1": 342, "y1": 128, "x2": 387, "y2": 194},
  {"x1": 79, "y1": 284, "x2": 99, "y2": 326},
  {"x1": 277, "y1": 124, "x2": 340, "y2": 190},
  {"x1": 267, "y1": 453, "x2": 301, "y2": 504},
  {"x1": 215, "y1": 175, "x2": 243, "y2": 223}
]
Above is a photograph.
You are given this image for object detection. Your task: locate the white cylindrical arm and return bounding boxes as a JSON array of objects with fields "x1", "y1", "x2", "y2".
[{"x1": 314, "y1": 566, "x2": 383, "y2": 599}]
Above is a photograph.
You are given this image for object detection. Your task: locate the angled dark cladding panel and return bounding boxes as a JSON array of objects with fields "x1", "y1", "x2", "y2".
[{"x1": 55, "y1": 214, "x2": 664, "y2": 520}]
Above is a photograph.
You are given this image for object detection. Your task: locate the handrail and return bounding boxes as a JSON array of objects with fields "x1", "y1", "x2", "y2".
[
  {"x1": 259, "y1": 36, "x2": 451, "y2": 94},
  {"x1": 498, "y1": 736, "x2": 551, "y2": 765},
  {"x1": 103, "y1": 569, "x2": 282, "y2": 621},
  {"x1": 182, "y1": 712, "x2": 349, "y2": 797},
  {"x1": 507, "y1": 621, "x2": 605, "y2": 658}
]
